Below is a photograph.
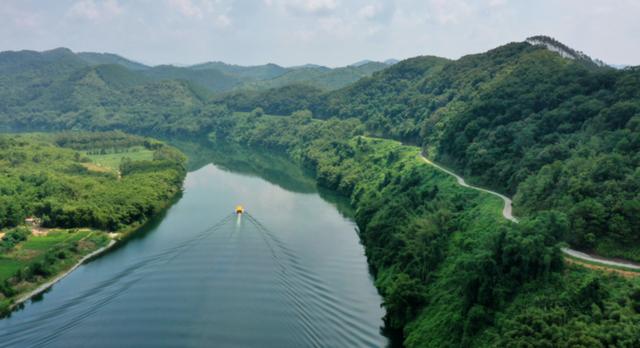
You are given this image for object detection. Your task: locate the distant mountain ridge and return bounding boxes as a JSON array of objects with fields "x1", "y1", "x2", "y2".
[
  {"x1": 71, "y1": 50, "x2": 391, "y2": 92},
  {"x1": 1, "y1": 35, "x2": 639, "y2": 348},
  {"x1": 77, "y1": 52, "x2": 150, "y2": 70}
]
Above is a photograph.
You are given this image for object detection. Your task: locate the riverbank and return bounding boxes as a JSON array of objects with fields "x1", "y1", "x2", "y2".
[
  {"x1": 10, "y1": 239, "x2": 117, "y2": 311},
  {"x1": 2, "y1": 186, "x2": 186, "y2": 316},
  {"x1": 207, "y1": 109, "x2": 640, "y2": 346},
  {"x1": 0, "y1": 132, "x2": 187, "y2": 316}
]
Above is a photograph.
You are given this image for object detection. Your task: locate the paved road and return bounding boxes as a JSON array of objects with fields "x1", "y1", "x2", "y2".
[{"x1": 419, "y1": 154, "x2": 640, "y2": 271}]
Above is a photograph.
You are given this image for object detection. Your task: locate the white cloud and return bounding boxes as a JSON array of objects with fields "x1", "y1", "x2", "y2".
[
  {"x1": 166, "y1": 0, "x2": 233, "y2": 27},
  {"x1": 265, "y1": 0, "x2": 338, "y2": 15},
  {"x1": 488, "y1": 0, "x2": 507, "y2": 7},
  {"x1": 169, "y1": 0, "x2": 204, "y2": 18},
  {"x1": 427, "y1": 0, "x2": 472, "y2": 25},
  {"x1": 358, "y1": 2, "x2": 390, "y2": 21},
  {"x1": 67, "y1": 0, "x2": 123, "y2": 21},
  {"x1": 358, "y1": 4, "x2": 378, "y2": 20}
]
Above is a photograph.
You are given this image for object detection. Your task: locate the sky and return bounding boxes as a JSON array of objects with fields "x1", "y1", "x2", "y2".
[{"x1": 1, "y1": 0, "x2": 639, "y2": 67}]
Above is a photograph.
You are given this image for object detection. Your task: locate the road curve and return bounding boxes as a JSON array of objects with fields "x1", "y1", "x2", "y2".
[
  {"x1": 419, "y1": 154, "x2": 640, "y2": 271},
  {"x1": 420, "y1": 156, "x2": 518, "y2": 223}
]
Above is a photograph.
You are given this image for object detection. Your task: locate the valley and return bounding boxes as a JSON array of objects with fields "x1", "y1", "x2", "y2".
[{"x1": 0, "y1": 34, "x2": 639, "y2": 347}]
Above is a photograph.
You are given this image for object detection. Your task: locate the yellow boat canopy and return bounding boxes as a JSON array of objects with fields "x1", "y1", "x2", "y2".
[{"x1": 235, "y1": 205, "x2": 245, "y2": 214}]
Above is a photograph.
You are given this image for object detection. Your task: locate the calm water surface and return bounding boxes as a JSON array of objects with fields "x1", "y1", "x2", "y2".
[{"x1": 0, "y1": 147, "x2": 389, "y2": 347}]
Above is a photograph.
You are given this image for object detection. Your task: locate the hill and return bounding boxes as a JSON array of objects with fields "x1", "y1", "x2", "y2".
[
  {"x1": 139, "y1": 64, "x2": 242, "y2": 93},
  {"x1": 188, "y1": 61, "x2": 288, "y2": 81},
  {"x1": 0, "y1": 49, "x2": 227, "y2": 136},
  {"x1": 1, "y1": 36, "x2": 640, "y2": 347},
  {"x1": 213, "y1": 38, "x2": 640, "y2": 263},
  {"x1": 77, "y1": 52, "x2": 150, "y2": 70}
]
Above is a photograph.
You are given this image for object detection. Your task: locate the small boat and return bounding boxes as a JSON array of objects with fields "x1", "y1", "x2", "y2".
[{"x1": 235, "y1": 205, "x2": 245, "y2": 214}]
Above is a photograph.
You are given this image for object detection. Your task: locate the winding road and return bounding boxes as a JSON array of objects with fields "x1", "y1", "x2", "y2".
[{"x1": 419, "y1": 155, "x2": 640, "y2": 271}]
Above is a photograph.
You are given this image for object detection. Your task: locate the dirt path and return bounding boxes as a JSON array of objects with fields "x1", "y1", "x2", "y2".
[{"x1": 419, "y1": 154, "x2": 640, "y2": 272}]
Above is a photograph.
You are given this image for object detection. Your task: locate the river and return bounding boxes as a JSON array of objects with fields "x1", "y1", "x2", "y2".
[{"x1": 0, "y1": 143, "x2": 390, "y2": 347}]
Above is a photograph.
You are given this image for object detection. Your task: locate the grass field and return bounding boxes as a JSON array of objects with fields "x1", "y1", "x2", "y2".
[
  {"x1": 85, "y1": 146, "x2": 154, "y2": 171},
  {"x1": 0, "y1": 258, "x2": 24, "y2": 281}
]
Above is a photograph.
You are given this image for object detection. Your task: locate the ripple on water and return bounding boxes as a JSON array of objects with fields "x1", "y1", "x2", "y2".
[{"x1": 0, "y1": 165, "x2": 388, "y2": 348}]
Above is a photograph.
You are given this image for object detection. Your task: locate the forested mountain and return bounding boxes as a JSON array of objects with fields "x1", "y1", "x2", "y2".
[
  {"x1": 188, "y1": 61, "x2": 288, "y2": 80},
  {"x1": 2, "y1": 38, "x2": 639, "y2": 259},
  {"x1": 77, "y1": 52, "x2": 150, "y2": 70},
  {"x1": 208, "y1": 109, "x2": 640, "y2": 347},
  {"x1": 215, "y1": 38, "x2": 639, "y2": 261},
  {"x1": 0, "y1": 48, "x2": 86, "y2": 112},
  {"x1": 139, "y1": 65, "x2": 242, "y2": 92},
  {"x1": 0, "y1": 47, "x2": 389, "y2": 98},
  {"x1": 0, "y1": 50, "x2": 227, "y2": 136},
  {"x1": 2, "y1": 36, "x2": 640, "y2": 346}
]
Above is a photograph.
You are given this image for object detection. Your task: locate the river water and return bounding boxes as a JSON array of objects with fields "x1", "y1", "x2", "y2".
[{"x1": 0, "y1": 145, "x2": 389, "y2": 347}]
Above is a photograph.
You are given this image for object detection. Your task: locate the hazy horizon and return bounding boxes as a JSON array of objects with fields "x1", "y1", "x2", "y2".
[{"x1": 1, "y1": 1, "x2": 639, "y2": 68}]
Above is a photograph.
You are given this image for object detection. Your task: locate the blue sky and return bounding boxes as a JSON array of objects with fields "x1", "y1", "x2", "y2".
[{"x1": 1, "y1": 0, "x2": 639, "y2": 67}]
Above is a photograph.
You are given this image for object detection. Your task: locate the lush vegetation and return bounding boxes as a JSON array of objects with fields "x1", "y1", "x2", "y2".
[
  {"x1": 212, "y1": 39, "x2": 640, "y2": 260},
  {"x1": 2, "y1": 36, "x2": 640, "y2": 346},
  {"x1": 0, "y1": 131, "x2": 186, "y2": 314},
  {"x1": 208, "y1": 111, "x2": 640, "y2": 347},
  {"x1": 349, "y1": 43, "x2": 638, "y2": 260},
  {"x1": 0, "y1": 132, "x2": 185, "y2": 231},
  {"x1": 0, "y1": 228, "x2": 109, "y2": 315}
]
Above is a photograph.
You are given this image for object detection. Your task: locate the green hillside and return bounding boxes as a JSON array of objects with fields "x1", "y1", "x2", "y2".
[
  {"x1": 207, "y1": 110, "x2": 640, "y2": 347},
  {"x1": 77, "y1": 52, "x2": 150, "y2": 70},
  {"x1": 140, "y1": 65, "x2": 242, "y2": 92},
  {"x1": 188, "y1": 61, "x2": 289, "y2": 81},
  {"x1": 0, "y1": 50, "x2": 228, "y2": 136},
  {"x1": 214, "y1": 38, "x2": 640, "y2": 261},
  {"x1": 1, "y1": 36, "x2": 640, "y2": 346}
]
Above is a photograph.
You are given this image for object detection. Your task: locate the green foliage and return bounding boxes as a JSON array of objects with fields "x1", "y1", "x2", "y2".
[
  {"x1": 3, "y1": 39, "x2": 640, "y2": 346},
  {"x1": 0, "y1": 133, "x2": 185, "y2": 231},
  {"x1": 480, "y1": 268, "x2": 640, "y2": 347},
  {"x1": 0, "y1": 227, "x2": 30, "y2": 252},
  {"x1": 217, "y1": 84, "x2": 325, "y2": 116},
  {"x1": 0, "y1": 49, "x2": 232, "y2": 137},
  {"x1": 213, "y1": 40, "x2": 640, "y2": 260},
  {"x1": 212, "y1": 111, "x2": 640, "y2": 347},
  {"x1": 0, "y1": 229, "x2": 110, "y2": 313}
]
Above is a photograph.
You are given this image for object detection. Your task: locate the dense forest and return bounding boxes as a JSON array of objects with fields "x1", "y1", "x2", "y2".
[
  {"x1": 207, "y1": 111, "x2": 640, "y2": 347},
  {"x1": 1, "y1": 36, "x2": 640, "y2": 346},
  {"x1": 0, "y1": 132, "x2": 185, "y2": 231},
  {"x1": 212, "y1": 39, "x2": 640, "y2": 261}
]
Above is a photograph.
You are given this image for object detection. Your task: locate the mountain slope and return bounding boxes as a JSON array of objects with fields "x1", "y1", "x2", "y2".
[
  {"x1": 213, "y1": 37, "x2": 640, "y2": 261},
  {"x1": 188, "y1": 61, "x2": 288, "y2": 81},
  {"x1": 77, "y1": 52, "x2": 150, "y2": 70},
  {"x1": 338, "y1": 41, "x2": 640, "y2": 260},
  {"x1": 140, "y1": 65, "x2": 241, "y2": 93},
  {"x1": 0, "y1": 49, "x2": 227, "y2": 136},
  {"x1": 0, "y1": 48, "x2": 88, "y2": 111}
]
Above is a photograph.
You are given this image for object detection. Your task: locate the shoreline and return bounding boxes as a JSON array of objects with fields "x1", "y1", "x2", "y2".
[
  {"x1": 5, "y1": 187, "x2": 184, "y2": 315},
  {"x1": 10, "y1": 239, "x2": 117, "y2": 310}
]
